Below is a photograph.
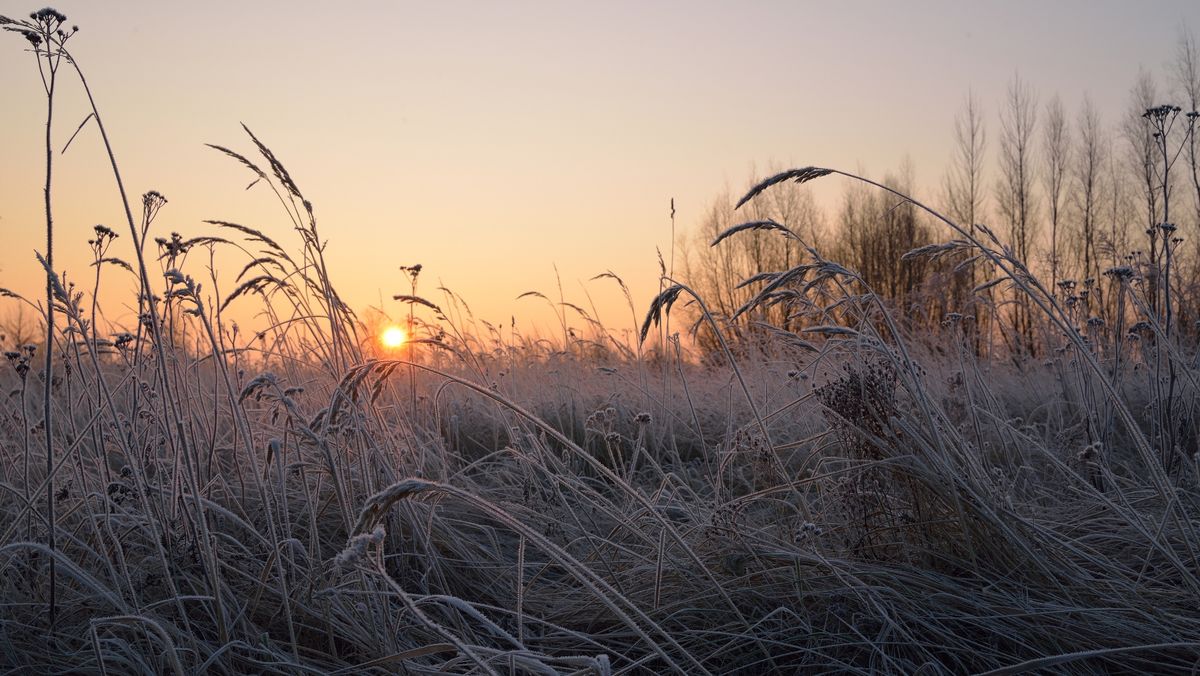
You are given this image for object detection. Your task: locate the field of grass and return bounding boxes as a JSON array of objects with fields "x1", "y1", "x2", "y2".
[{"x1": 4, "y1": 8, "x2": 1200, "y2": 675}]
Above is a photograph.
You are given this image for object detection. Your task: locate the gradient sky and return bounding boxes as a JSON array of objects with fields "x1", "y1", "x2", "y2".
[{"x1": 1, "y1": 0, "x2": 1197, "y2": 340}]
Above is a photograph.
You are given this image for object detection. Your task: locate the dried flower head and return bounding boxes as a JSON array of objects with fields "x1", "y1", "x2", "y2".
[
  {"x1": 1143, "y1": 104, "x2": 1181, "y2": 120},
  {"x1": 157, "y1": 232, "x2": 189, "y2": 259},
  {"x1": 795, "y1": 522, "x2": 824, "y2": 542},
  {"x1": 32, "y1": 8, "x2": 67, "y2": 24},
  {"x1": 1103, "y1": 266, "x2": 1134, "y2": 280},
  {"x1": 143, "y1": 190, "x2": 167, "y2": 208},
  {"x1": 1128, "y1": 321, "x2": 1153, "y2": 338}
]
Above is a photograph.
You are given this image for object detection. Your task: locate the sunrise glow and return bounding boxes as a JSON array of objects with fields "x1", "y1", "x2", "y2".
[{"x1": 380, "y1": 325, "x2": 406, "y2": 349}]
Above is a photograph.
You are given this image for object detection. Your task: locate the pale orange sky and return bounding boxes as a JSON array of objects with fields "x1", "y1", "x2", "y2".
[{"x1": 1, "y1": 1, "x2": 1197, "y2": 340}]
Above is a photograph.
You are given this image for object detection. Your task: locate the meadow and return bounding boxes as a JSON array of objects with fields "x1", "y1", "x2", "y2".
[{"x1": 3, "y1": 8, "x2": 1200, "y2": 674}]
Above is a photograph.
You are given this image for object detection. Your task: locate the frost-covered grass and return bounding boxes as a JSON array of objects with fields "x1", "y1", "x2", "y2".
[{"x1": 4, "y1": 8, "x2": 1200, "y2": 674}]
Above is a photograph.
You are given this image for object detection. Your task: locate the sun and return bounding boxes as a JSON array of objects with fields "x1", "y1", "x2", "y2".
[{"x1": 380, "y1": 325, "x2": 406, "y2": 350}]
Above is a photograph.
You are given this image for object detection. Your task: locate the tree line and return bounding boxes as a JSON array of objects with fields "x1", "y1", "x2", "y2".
[{"x1": 683, "y1": 31, "x2": 1200, "y2": 359}]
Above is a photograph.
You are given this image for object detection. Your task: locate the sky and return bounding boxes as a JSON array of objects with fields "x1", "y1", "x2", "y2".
[{"x1": 1, "y1": 0, "x2": 1197, "y2": 341}]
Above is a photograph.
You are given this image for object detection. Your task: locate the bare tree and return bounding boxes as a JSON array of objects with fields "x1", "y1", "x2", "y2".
[
  {"x1": 996, "y1": 75, "x2": 1040, "y2": 263},
  {"x1": 683, "y1": 188, "x2": 741, "y2": 323},
  {"x1": 1102, "y1": 140, "x2": 1135, "y2": 277},
  {"x1": 994, "y1": 74, "x2": 1038, "y2": 353},
  {"x1": 942, "y1": 91, "x2": 989, "y2": 349},
  {"x1": 1171, "y1": 28, "x2": 1200, "y2": 334},
  {"x1": 0, "y1": 304, "x2": 41, "y2": 349},
  {"x1": 834, "y1": 161, "x2": 934, "y2": 313},
  {"x1": 1042, "y1": 94, "x2": 1071, "y2": 292},
  {"x1": 1123, "y1": 71, "x2": 1162, "y2": 314},
  {"x1": 1101, "y1": 137, "x2": 1136, "y2": 329},
  {"x1": 945, "y1": 90, "x2": 989, "y2": 235},
  {"x1": 1073, "y1": 96, "x2": 1107, "y2": 301},
  {"x1": 1174, "y1": 28, "x2": 1200, "y2": 227}
]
